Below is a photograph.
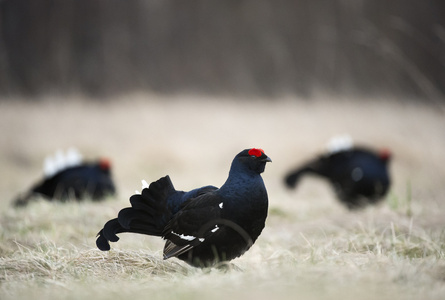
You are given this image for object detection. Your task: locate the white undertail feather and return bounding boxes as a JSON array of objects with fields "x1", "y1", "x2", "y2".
[
  {"x1": 326, "y1": 134, "x2": 353, "y2": 154},
  {"x1": 65, "y1": 148, "x2": 83, "y2": 167},
  {"x1": 141, "y1": 180, "x2": 149, "y2": 189},
  {"x1": 134, "y1": 180, "x2": 150, "y2": 195},
  {"x1": 43, "y1": 157, "x2": 57, "y2": 177},
  {"x1": 43, "y1": 148, "x2": 83, "y2": 177}
]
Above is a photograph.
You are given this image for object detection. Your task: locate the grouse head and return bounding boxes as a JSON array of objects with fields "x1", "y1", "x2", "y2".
[
  {"x1": 379, "y1": 148, "x2": 391, "y2": 162},
  {"x1": 98, "y1": 158, "x2": 112, "y2": 172},
  {"x1": 232, "y1": 148, "x2": 272, "y2": 174}
]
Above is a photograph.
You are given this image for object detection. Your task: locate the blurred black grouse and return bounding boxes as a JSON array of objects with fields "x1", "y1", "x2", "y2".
[
  {"x1": 14, "y1": 149, "x2": 116, "y2": 206},
  {"x1": 96, "y1": 148, "x2": 271, "y2": 267},
  {"x1": 285, "y1": 138, "x2": 391, "y2": 209}
]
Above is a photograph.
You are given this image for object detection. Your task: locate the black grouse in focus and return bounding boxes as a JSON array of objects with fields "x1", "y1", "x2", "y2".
[
  {"x1": 14, "y1": 150, "x2": 116, "y2": 206},
  {"x1": 285, "y1": 145, "x2": 391, "y2": 209},
  {"x1": 96, "y1": 148, "x2": 271, "y2": 267}
]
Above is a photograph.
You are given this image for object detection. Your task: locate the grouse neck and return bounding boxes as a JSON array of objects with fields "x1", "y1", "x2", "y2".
[
  {"x1": 225, "y1": 158, "x2": 258, "y2": 181},
  {"x1": 218, "y1": 160, "x2": 265, "y2": 197}
]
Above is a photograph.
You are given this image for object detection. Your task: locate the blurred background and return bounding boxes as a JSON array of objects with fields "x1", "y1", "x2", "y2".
[
  {"x1": 0, "y1": 0, "x2": 444, "y2": 214},
  {"x1": 1, "y1": 0, "x2": 444, "y2": 101}
]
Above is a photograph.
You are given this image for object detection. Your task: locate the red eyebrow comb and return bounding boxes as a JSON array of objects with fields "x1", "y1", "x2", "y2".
[{"x1": 248, "y1": 148, "x2": 264, "y2": 157}]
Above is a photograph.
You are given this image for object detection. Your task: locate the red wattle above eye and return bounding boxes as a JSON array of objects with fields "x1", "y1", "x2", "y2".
[{"x1": 248, "y1": 148, "x2": 264, "y2": 157}]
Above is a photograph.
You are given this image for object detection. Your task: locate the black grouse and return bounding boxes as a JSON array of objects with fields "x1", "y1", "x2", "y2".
[
  {"x1": 285, "y1": 139, "x2": 391, "y2": 209},
  {"x1": 14, "y1": 149, "x2": 116, "y2": 206},
  {"x1": 96, "y1": 148, "x2": 271, "y2": 267}
]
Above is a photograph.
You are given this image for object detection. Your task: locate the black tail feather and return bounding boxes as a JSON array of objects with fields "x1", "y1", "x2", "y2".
[
  {"x1": 96, "y1": 230, "x2": 111, "y2": 251},
  {"x1": 96, "y1": 175, "x2": 176, "y2": 251},
  {"x1": 117, "y1": 207, "x2": 150, "y2": 229},
  {"x1": 96, "y1": 218, "x2": 123, "y2": 251},
  {"x1": 101, "y1": 218, "x2": 123, "y2": 242},
  {"x1": 117, "y1": 208, "x2": 165, "y2": 235}
]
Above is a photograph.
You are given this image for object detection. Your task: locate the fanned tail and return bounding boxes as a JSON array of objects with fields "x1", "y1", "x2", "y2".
[{"x1": 96, "y1": 175, "x2": 176, "y2": 251}]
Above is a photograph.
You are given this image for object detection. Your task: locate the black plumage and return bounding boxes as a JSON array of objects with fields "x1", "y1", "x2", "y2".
[
  {"x1": 14, "y1": 158, "x2": 116, "y2": 206},
  {"x1": 96, "y1": 148, "x2": 271, "y2": 267},
  {"x1": 285, "y1": 147, "x2": 391, "y2": 209}
]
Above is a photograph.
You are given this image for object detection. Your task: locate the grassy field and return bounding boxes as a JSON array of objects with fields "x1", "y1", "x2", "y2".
[{"x1": 1, "y1": 94, "x2": 444, "y2": 299}]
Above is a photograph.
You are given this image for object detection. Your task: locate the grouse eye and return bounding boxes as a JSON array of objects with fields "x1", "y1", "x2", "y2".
[{"x1": 248, "y1": 148, "x2": 264, "y2": 158}]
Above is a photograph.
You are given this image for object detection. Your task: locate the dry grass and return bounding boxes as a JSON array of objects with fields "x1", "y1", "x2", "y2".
[{"x1": 1, "y1": 94, "x2": 445, "y2": 299}]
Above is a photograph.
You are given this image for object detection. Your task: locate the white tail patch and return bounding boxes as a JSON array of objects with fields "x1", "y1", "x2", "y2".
[
  {"x1": 65, "y1": 148, "x2": 82, "y2": 167},
  {"x1": 141, "y1": 180, "x2": 149, "y2": 190},
  {"x1": 43, "y1": 148, "x2": 83, "y2": 177},
  {"x1": 326, "y1": 134, "x2": 353, "y2": 154}
]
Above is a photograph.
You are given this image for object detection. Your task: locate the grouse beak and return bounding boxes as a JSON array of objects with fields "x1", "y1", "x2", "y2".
[{"x1": 262, "y1": 156, "x2": 272, "y2": 163}]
